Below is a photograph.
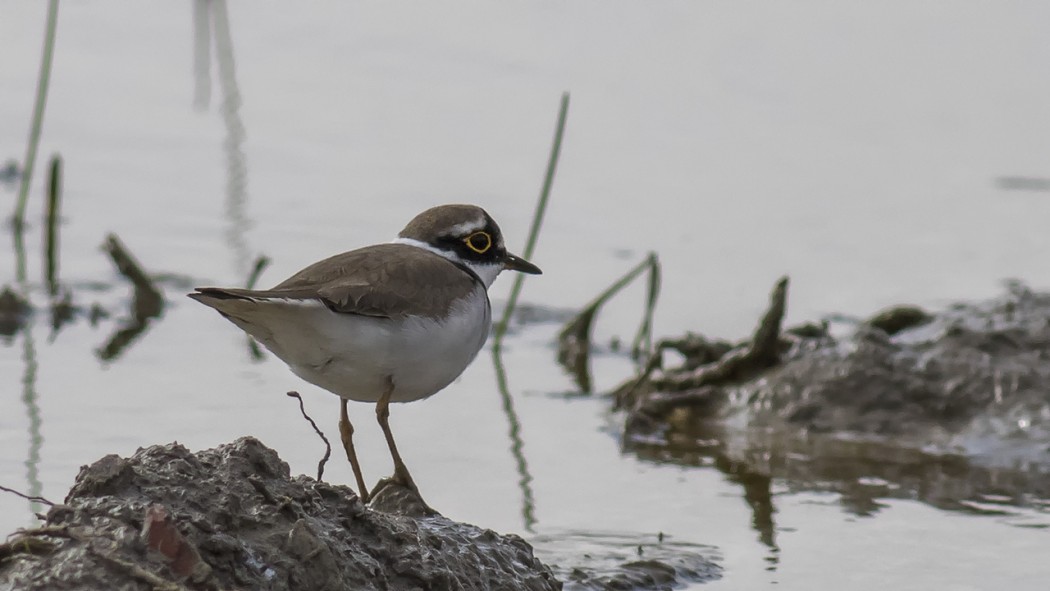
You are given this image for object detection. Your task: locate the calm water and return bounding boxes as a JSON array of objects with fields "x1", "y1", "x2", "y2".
[{"x1": 3, "y1": 2, "x2": 1050, "y2": 589}]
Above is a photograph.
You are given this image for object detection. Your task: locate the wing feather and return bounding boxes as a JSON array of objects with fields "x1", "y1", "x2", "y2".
[{"x1": 195, "y1": 244, "x2": 478, "y2": 319}]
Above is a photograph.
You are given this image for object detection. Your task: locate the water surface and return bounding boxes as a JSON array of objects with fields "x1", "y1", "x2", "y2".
[{"x1": 2, "y1": 2, "x2": 1049, "y2": 588}]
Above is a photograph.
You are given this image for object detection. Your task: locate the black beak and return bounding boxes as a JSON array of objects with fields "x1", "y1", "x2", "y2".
[{"x1": 503, "y1": 252, "x2": 542, "y2": 275}]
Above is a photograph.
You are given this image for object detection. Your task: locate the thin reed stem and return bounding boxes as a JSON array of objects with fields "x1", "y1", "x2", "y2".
[
  {"x1": 488, "y1": 92, "x2": 570, "y2": 530},
  {"x1": 13, "y1": 0, "x2": 60, "y2": 227},
  {"x1": 493, "y1": 92, "x2": 570, "y2": 347},
  {"x1": 44, "y1": 155, "x2": 62, "y2": 295}
]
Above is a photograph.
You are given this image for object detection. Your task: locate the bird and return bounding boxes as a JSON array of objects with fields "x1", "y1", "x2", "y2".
[{"x1": 188, "y1": 204, "x2": 541, "y2": 504}]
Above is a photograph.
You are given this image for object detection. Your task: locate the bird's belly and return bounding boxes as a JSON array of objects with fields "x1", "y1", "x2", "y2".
[{"x1": 281, "y1": 291, "x2": 491, "y2": 403}]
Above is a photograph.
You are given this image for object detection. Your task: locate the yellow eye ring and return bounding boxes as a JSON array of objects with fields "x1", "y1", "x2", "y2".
[{"x1": 465, "y1": 231, "x2": 492, "y2": 254}]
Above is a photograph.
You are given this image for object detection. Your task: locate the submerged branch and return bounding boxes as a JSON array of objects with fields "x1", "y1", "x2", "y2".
[
  {"x1": 557, "y1": 253, "x2": 661, "y2": 392},
  {"x1": 652, "y1": 277, "x2": 788, "y2": 391}
]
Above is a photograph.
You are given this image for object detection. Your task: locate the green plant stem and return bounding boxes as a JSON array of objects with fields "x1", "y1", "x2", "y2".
[
  {"x1": 44, "y1": 155, "x2": 62, "y2": 295},
  {"x1": 13, "y1": 0, "x2": 60, "y2": 227},
  {"x1": 493, "y1": 92, "x2": 570, "y2": 348},
  {"x1": 488, "y1": 92, "x2": 570, "y2": 530}
]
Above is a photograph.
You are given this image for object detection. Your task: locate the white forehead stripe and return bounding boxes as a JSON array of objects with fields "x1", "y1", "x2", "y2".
[
  {"x1": 445, "y1": 216, "x2": 488, "y2": 237},
  {"x1": 444, "y1": 217, "x2": 505, "y2": 249}
]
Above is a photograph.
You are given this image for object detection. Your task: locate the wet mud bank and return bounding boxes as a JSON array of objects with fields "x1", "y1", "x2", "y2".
[
  {"x1": 611, "y1": 279, "x2": 1050, "y2": 516},
  {"x1": 0, "y1": 438, "x2": 560, "y2": 591},
  {"x1": 0, "y1": 438, "x2": 721, "y2": 590}
]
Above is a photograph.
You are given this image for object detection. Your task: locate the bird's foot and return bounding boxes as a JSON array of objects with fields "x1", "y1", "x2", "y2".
[{"x1": 367, "y1": 473, "x2": 437, "y2": 517}]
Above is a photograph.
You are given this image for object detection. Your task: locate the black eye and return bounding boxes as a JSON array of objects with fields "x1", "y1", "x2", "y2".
[{"x1": 464, "y1": 231, "x2": 492, "y2": 254}]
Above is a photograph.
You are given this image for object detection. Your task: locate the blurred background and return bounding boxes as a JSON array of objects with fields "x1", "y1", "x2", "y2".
[{"x1": 2, "y1": 2, "x2": 1049, "y2": 589}]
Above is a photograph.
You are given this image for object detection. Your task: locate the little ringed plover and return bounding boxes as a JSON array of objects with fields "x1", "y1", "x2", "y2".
[{"x1": 189, "y1": 204, "x2": 541, "y2": 503}]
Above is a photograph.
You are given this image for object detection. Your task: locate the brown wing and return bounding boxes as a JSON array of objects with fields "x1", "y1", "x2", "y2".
[{"x1": 197, "y1": 244, "x2": 479, "y2": 319}]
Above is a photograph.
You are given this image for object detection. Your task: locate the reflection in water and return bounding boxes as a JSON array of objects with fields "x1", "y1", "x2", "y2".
[
  {"x1": 633, "y1": 431, "x2": 779, "y2": 568},
  {"x1": 48, "y1": 289, "x2": 75, "y2": 339},
  {"x1": 11, "y1": 215, "x2": 43, "y2": 518},
  {"x1": 631, "y1": 420, "x2": 1050, "y2": 570},
  {"x1": 20, "y1": 324, "x2": 43, "y2": 517},
  {"x1": 711, "y1": 454, "x2": 779, "y2": 569},
  {"x1": 213, "y1": 0, "x2": 253, "y2": 278},
  {"x1": 192, "y1": 0, "x2": 211, "y2": 111},
  {"x1": 96, "y1": 235, "x2": 165, "y2": 361},
  {"x1": 192, "y1": 0, "x2": 253, "y2": 277},
  {"x1": 8, "y1": 0, "x2": 61, "y2": 518},
  {"x1": 195, "y1": 0, "x2": 261, "y2": 361},
  {"x1": 531, "y1": 530, "x2": 722, "y2": 588},
  {"x1": 492, "y1": 348, "x2": 537, "y2": 531},
  {"x1": 484, "y1": 93, "x2": 570, "y2": 532},
  {"x1": 95, "y1": 307, "x2": 161, "y2": 362}
]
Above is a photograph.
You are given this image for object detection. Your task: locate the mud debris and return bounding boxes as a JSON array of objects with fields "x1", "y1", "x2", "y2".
[
  {"x1": 0, "y1": 438, "x2": 561, "y2": 591},
  {"x1": 618, "y1": 279, "x2": 1050, "y2": 458},
  {"x1": 0, "y1": 287, "x2": 31, "y2": 338}
]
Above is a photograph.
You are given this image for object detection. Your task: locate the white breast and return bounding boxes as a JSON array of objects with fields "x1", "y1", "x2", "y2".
[
  {"x1": 351, "y1": 287, "x2": 492, "y2": 403},
  {"x1": 221, "y1": 286, "x2": 492, "y2": 404}
]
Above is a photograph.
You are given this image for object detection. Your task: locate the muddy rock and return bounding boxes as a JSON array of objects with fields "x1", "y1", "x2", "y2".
[
  {"x1": 621, "y1": 281, "x2": 1050, "y2": 462},
  {"x1": 0, "y1": 437, "x2": 560, "y2": 591},
  {"x1": 605, "y1": 280, "x2": 1050, "y2": 529}
]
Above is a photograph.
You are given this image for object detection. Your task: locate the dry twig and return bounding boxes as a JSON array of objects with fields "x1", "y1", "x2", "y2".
[{"x1": 286, "y1": 391, "x2": 332, "y2": 481}]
